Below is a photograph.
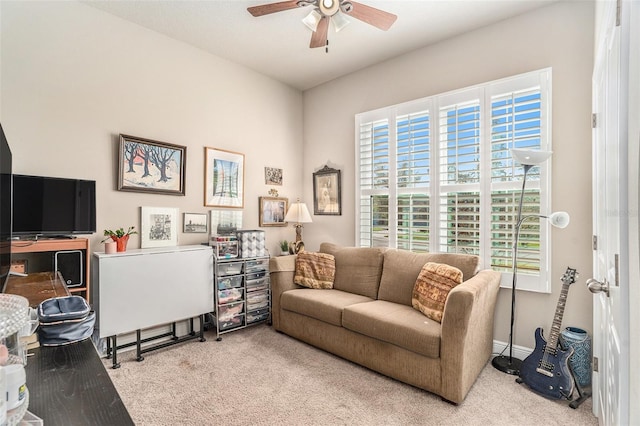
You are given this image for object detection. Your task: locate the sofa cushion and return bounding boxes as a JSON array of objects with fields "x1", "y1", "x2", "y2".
[
  {"x1": 378, "y1": 249, "x2": 480, "y2": 306},
  {"x1": 294, "y1": 251, "x2": 336, "y2": 289},
  {"x1": 281, "y1": 289, "x2": 374, "y2": 327},
  {"x1": 319, "y1": 243, "x2": 384, "y2": 299},
  {"x1": 412, "y1": 262, "x2": 463, "y2": 323},
  {"x1": 342, "y1": 300, "x2": 441, "y2": 358}
]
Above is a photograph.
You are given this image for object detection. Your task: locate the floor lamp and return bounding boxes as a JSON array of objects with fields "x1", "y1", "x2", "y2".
[{"x1": 491, "y1": 148, "x2": 570, "y2": 375}]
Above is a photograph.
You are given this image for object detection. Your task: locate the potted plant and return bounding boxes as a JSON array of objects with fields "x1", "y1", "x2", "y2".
[
  {"x1": 103, "y1": 226, "x2": 138, "y2": 252},
  {"x1": 279, "y1": 240, "x2": 289, "y2": 256}
]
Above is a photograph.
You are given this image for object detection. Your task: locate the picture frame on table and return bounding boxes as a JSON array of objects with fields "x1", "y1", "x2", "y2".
[
  {"x1": 204, "y1": 147, "x2": 245, "y2": 208},
  {"x1": 259, "y1": 197, "x2": 288, "y2": 227},
  {"x1": 183, "y1": 213, "x2": 208, "y2": 233},
  {"x1": 118, "y1": 134, "x2": 186, "y2": 196},
  {"x1": 140, "y1": 206, "x2": 179, "y2": 248},
  {"x1": 312, "y1": 166, "x2": 341, "y2": 215}
]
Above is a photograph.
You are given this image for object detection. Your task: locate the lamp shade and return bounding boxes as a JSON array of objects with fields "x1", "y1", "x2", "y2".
[
  {"x1": 332, "y1": 12, "x2": 350, "y2": 31},
  {"x1": 511, "y1": 148, "x2": 553, "y2": 166},
  {"x1": 285, "y1": 202, "x2": 312, "y2": 224},
  {"x1": 548, "y1": 211, "x2": 570, "y2": 229},
  {"x1": 302, "y1": 9, "x2": 322, "y2": 31}
]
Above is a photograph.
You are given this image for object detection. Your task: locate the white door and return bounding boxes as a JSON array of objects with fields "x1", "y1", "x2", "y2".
[{"x1": 590, "y1": 1, "x2": 632, "y2": 424}]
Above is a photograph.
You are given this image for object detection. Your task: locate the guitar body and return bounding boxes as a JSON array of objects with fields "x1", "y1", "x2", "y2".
[{"x1": 519, "y1": 327, "x2": 575, "y2": 399}]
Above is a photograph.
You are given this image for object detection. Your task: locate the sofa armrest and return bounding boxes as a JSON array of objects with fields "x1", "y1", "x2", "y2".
[
  {"x1": 269, "y1": 255, "x2": 300, "y2": 330},
  {"x1": 439, "y1": 269, "x2": 501, "y2": 403}
]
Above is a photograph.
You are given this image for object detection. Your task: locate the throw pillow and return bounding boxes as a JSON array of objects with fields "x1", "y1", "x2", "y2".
[
  {"x1": 294, "y1": 251, "x2": 336, "y2": 289},
  {"x1": 412, "y1": 262, "x2": 463, "y2": 323}
]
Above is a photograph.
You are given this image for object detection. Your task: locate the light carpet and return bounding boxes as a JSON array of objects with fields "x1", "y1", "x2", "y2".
[{"x1": 104, "y1": 325, "x2": 597, "y2": 425}]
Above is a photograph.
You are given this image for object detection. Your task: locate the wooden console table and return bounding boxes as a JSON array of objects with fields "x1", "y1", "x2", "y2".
[
  {"x1": 25, "y1": 339, "x2": 134, "y2": 425},
  {"x1": 3, "y1": 271, "x2": 70, "y2": 307}
]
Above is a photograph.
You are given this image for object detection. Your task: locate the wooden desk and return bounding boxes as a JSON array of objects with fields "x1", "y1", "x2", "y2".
[
  {"x1": 3, "y1": 271, "x2": 70, "y2": 307},
  {"x1": 25, "y1": 339, "x2": 134, "y2": 425}
]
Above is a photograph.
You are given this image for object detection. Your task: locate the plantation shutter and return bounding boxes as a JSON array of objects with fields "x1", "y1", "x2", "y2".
[
  {"x1": 437, "y1": 99, "x2": 481, "y2": 255},
  {"x1": 358, "y1": 118, "x2": 390, "y2": 247},
  {"x1": 396, "y1": 110, "x2": 430, "y2": 251},
  {"x1": 356, "y1": 68, "x2": 551, "y2": 292}
]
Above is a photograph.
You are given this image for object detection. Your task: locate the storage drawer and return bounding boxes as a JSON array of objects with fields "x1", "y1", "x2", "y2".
[
  {"x1": 217, "y1": 275, "x2": 243, "y2": 290},
  {"x1": 217, "y1": 261, "x2": 243, "y2": 276},
  {"x1": 218, "y1": 314, "x2": 245, "y2": 331},
  {"x1": 245, "y1": 271, "x2": 267, "y2": 282},
  {"x1": 245, "y1": 258, "x2": 269, "y2": 273},
  {"x1": 218, "y1": 288, "x2": 244, "y2": 304},
  {"x1": 247, "y1": 306, "x2": 269, "y2": 317},
  {"x1": 218, "y1": 301, "x2": 244, "y2": 320},
  {"x1": 247, "y1": 312, "x2": 269, "y2": 324},
  {"x1": 246, "y1": 291, "x2": 269, "y2": 311},
  {"x1": 246, "y1": 277, "x2": 269, "y2": 292}
]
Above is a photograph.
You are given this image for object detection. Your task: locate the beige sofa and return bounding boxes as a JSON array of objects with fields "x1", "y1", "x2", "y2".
[{"x1": 269, "y1": 243, "x2": 501, "y2": 404}]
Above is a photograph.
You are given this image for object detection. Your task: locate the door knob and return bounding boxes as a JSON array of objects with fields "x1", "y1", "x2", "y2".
[{"x1": 587, "y1": 278, "x2": 610, "y2": 297}]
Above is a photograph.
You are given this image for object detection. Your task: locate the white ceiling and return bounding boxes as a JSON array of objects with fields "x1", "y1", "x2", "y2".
[{"x1": 84, "y1": 0, "x2": 558, "y2": 91}]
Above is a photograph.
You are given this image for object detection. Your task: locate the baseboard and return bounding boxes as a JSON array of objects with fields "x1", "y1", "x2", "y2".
[{"x1": 492, "y1": 340, "x2": 533, "y2": 361}]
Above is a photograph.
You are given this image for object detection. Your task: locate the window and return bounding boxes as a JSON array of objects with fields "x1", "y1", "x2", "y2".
[{"x1": 356, "y1": 69, "x2": 552, "y2": 292}]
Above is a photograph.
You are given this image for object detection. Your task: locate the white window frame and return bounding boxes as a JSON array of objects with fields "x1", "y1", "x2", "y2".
[{"x1": 355, "y1": 68, "x2": 553, "y2": 293}]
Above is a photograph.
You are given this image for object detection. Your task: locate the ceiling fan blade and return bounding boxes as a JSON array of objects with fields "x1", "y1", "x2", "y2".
[
  {"x1": 248, "y1": 1, "x2": 301, "y2": 17},
  {"x1": 345, "y1": 1, "x2": 397, "y2": 31},
  {"x1": 309, "y1": 16, "x2": 329, "y2": 48}
]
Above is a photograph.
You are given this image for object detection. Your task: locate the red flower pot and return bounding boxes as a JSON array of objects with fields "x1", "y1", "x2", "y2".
[{"x1": 111, "y1": 235, "x2": 130, "y2": 252}]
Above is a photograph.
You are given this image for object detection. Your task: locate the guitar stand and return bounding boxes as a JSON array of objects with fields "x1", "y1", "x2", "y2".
[
  {"x1": 567, "y1": 361, "x2": 592, "y2": 409},
  {"x1": 514, "y1": 371, "x2": 591, "y2": 409}
]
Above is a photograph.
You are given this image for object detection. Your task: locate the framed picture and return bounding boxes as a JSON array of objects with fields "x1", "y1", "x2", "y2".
[
  {"x1": 259, "y1": 197, "x2": 288, "y2": 227},
  {"x1": 264, "y1": 167, "x2": 283, "y2": 185},
  {"x1": 204, "y1": 147, "x2": 244, "y2": 208},
  {"x1": 118, "y1": 134, "x2": 186, "y2": 196},
  {"x1": 140, "y1": 206, "x2": 179, "y2": 248},
  {"x1": 183, "y1": 213, "x2": 208, "y2": 233},
  {"x1": 210, "y1": 209, "x2": 243, "y2": 235},
  {"x1": 313, "y1": 166, "x2": 341, "y2": 215}
]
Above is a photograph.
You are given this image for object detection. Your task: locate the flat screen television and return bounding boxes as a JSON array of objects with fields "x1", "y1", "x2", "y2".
[
  {"x1": 12, "y1": 174, "x2": 96, "y2": 237},
  {"x1": 0, "y1": 123, "x2": 12, "y2": 287}
]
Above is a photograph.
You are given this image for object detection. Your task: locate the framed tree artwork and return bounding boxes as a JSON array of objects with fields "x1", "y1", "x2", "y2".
[
  {"x1": 118, "y1": 134, "x2": 186, "y2": 196},
  {"x1": 313, "y1": 166, "x2": 341, "y2": 215},
  {"x1": 204, "y1": 147, "x2": 245, "y2": 208}
]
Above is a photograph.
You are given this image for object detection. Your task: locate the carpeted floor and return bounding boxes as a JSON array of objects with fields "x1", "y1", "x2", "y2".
[{"x1": 104, "y1": 325, "x2": 597, "y2": 425}]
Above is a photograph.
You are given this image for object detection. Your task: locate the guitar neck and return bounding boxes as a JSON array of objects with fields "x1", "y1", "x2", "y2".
[{"x1": 546, "y1": 281, "x2": 571, "y2": 350}]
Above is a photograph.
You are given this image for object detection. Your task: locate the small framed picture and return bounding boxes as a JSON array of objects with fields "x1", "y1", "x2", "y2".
[
  {"x1": 210, "y1": 209, "x2": 243, "y2": 235},
  {"x1": 140, "y1": 206, "x2": 179, "y2": 248},
  {"x1": 183, "y1": 213, "x2": 208, "y2": 233},
  {"x1": 313, "y1": 166, "x2": 341, "y2": 215},
  {"x1": 118, "y1": 134, "x2": 186, "y2": 196},
  {"x1": 204, "y1": 147, "x2": 245, "y2": 208},
  {"x1": 259, "y1": 196, "x2": 288, "y2": 227},
  {"x1": 264, "y1": 167, "x2": 283, "y2": 185}
]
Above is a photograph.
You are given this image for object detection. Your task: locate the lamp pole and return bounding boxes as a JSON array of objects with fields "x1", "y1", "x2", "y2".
[{"x1": 492, "y1": 163, "x2": 532, "y2": 375}]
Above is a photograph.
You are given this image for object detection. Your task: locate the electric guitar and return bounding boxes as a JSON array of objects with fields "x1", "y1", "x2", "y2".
[{"x1": 518, "y1": 267, "x2": 577, "y2": 399}]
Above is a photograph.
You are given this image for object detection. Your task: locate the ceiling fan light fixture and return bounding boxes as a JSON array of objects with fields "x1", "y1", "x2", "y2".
[
  {"x1": 302, "y1": 9, "x2": 322, "y2": 32},
  {"x1": 332, "y1": 12, "x2": 350, "y2": 32}
]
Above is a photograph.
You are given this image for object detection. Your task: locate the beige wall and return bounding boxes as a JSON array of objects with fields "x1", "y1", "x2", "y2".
[
  {"x1": 302, "y1": 1, "x2": 595, "y2": 348},
  {"x1": 0, "y1": 1, "x2": 303, "y2": 255},
  {"x1": 1, "y1": 0, "x2": 596, "y2": 350}
]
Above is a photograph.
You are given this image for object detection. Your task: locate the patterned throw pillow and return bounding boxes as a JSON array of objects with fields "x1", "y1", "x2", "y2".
[
  {"x1": 294, "y1": 251, "x2": 336, "y2": 289},
  {"x1": 411, "y1": 262, "x2": 463, "y2": 323}
]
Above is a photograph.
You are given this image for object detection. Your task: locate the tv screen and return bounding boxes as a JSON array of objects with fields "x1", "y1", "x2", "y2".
[
  {"x1": 0, "y1": 124, "x2": 12, "y2": 285},
  {"x1": 12, "y1": 174, "x2": 96, "y2": 237}
]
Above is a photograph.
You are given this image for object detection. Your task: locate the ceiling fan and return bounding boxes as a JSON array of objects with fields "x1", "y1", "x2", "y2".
[{"x1": 247, "y1": 0, "x2": 397, "y2": 50}]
